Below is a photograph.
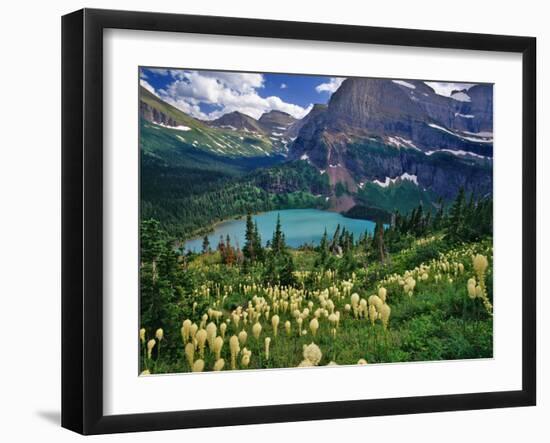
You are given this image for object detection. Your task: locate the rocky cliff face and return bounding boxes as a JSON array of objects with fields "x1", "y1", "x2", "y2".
[
  {"x1": 258, "y1": 110, "x2": 297, "y2": 133},
  {"x1": 210, "y1": 111, "x2": 265, "y2": 133},
  {"x1": 289, "y1": 78, "x2": 493, "y2": 201},
  {"x1": 287, "y1": 104, "x2": 327, "y2": 139},
  {"x1": 140, "y1": 101, "x2": 178, "y2": 127}
]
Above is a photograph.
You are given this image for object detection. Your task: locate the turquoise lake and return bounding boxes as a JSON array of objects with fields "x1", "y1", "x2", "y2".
[{"x1": 183, "y1": 209, "x2": 377, "y2": 252}]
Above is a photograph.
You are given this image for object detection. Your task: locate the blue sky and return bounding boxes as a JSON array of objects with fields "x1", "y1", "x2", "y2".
[
  {"x1": 139, "y1": 67, "x2": 476, "y2": 121},
  {"x1": 139, "y1": 67, "x2": 342, "y2": 120}
]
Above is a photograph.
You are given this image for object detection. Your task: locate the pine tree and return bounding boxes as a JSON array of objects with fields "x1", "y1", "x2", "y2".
[
  {"x1": 317, "y1": 228, "x2": 329, "y2": 266},
  {"x1": 373, "y1": 220, "x2": 386, "y2": 263},
  {"x1": 201, "y1": 235, "x2": 210, "y2": 254},
  {"x1": 272, "y1": 213, "x2": 284, "y2": 254},
  {"x1": 252, "y1": 221, "x2": 264, "y2": 262},
  {"x1": 217, "y1": 235, "x2": 225, "y2": 254},
  {"x1": 447, "y1": 188, "x2": 466, "y2": 242},
  {"x1": 433, "y1": 197, "x2": 445, "y2": 230},
  {"x1": 243, "y1": 213, "x2": 255, "y2": 262},
  {"x1": 330, "y1": 224, "x2": 341, "y2": 253},
  {"x1": 140, "y1": 219, "x2": 186, "y2": 360}
]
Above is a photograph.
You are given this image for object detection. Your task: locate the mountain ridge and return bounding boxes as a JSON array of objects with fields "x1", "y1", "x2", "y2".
[{"x1": 288, "y1": 77, "x2": 493, "y2": 202}]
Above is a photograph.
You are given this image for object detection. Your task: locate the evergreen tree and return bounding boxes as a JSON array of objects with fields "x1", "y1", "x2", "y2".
[
  {"x1": 447, "y1": 188, "x2": 466, "y2": 242},
  {"x1": 217, "y1": 235, "x2": 225, "y2": 254},
  {"x1": 252, "y1": 221, "x2": 264, "y2": 262},
  {"x1": 330, "y1": 224, "x2": 341, "y2": 253},
  {"x1": 201, "y1": 235, "x2": 210, "y2": 254},
  {"x1": 316, "y1": 228, "x2": 330, "y2": 267},
  {"x1": 243, "y1": 213, "x2": 256, "y2": 262},
  {"x1": 140, "y1": 219, "x2": 189, "y2": 360},
  {"x1": 272, "y1": 213, "x2": 285, "y2": 253},
  {"x1": 433, "y1": 197, "x2": 445, "y2": 230},
  {"x1": 278, "y1": 253, "x2": 296, "y2": 287},
  {"x1": 373, "y1": 220, "x2": 386, "y2": 263}
]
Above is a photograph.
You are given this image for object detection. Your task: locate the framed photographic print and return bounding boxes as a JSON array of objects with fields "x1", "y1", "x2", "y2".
[{"x1": 62, "y1": 8, "x2": 536, "y2": 435}]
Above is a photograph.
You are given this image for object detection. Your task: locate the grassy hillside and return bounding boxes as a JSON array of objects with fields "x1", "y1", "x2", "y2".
[
  {"x1": 140, "y1": 86, "x2": 284, "y2": 158},
  {"x1": 138, "y1": 216, "x2": 493, "y2": 373}
]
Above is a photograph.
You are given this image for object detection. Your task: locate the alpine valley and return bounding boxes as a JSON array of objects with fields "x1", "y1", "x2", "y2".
[
  {"x1": 140, "y1": 77, "x2": 493, "y2": 241},
  {"x1": 138, "y1": 73, "x2": 494, "y2": 374}
]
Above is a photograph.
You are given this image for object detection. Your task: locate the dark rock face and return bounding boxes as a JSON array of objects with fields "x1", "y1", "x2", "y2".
[
  {"x1": 324, "y1": 78, "x2": 492, "y2": 151},
  {"x1": 210, "y1": 111, "x2": 265, "y2": 133},
  {"x1": 258, "y1": 110, "x2": 297, "y2": 133},
  {"x1": 289, "y1": 77, "x2": 493, "y2": 200},
  {"x1": 328, "y1": 79, "x2": 426, "y2": 132},
  {"x1": 140, "y1": 101, "x2": 178, "y2": 127},
  {"x1": 211, "y1": 110, "x2": 298, "y2": 141},
  {"x1": 287, "y1": 104, "x2": 327, "y2": 139}
]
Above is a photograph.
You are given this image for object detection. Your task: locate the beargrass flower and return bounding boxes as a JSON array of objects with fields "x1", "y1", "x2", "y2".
[
  {"x1": 238, "y1": 330, "x2": 248, "y2": 346},
  {"x1": 206, "y1": 322, "x2": 217, "y2": 348},
  {"x1": 297, "y1": 359, "x2": 314, "y2": 367},
  {"x1": 213, "y1": 358, "x2": 225, "y2": 371},
  {"x1": 139, "y1": 328, "x2": 146, "y2": 344},
  {"x1": 252, "y1": 322, "x2": 262, "y2": 340},
  {"x1": 185, "y1": 342, "x2": 195, "y2": 367},
  {"x1": 378, "y1": 287, "x2": 387, "y2": 303},
  {"x1": 473, "y1": 254, "x2": 488, "y2": 277},
  {"x1": 229, "y1": 335, "x2": 240, "y2": 369},
  {"x1": 155, "y1": 328, "x2": 163, "y2": 341},
  {"x1": 147, "y1": 339, "x2": 156, "y2": 359},
  {"x1": 303, "y1": 342, "x2": 322, "y2": 366},
  {"x1": 309, "y1": 318, "x2": 319, "y2": 336},
  {"x1": 190, "y1": 323, "x2": 198, "y2": 341},
  {"x1": 192, "y1": 359, "x2": 204, "y2": 372},
  {"x1": 467, "y1": 278, "x2": 477, "y2": 299},
  {"x1": 212, "y1": 336, "x2": 224, "y2": 360},
  {"x1": 272, "y1": 315, "x2": 280, "y2": 336},
  {"x1": 368, "y1": 304, "x2": 377, "y2": 326},
  {"x1": 241, "y1": 348, "x2": 252, "y2": 368},
  {"x1": 379, "y1": 303, "x2": 391, "y2": 329},
  {"x1": 196, "y1": 329, "x2": 207, "y2": 357}
]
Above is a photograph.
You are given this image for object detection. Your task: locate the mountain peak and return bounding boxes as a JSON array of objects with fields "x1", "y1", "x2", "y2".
[
  {"x1": 258, "y1": 110, "x2": 297, "y2": 134},
  {"x1": 211, "y1": 110, "x2": 263, "y2": 133},
  {"x1": 260, "y1": 110, "x2": 292, "y2": 118}
]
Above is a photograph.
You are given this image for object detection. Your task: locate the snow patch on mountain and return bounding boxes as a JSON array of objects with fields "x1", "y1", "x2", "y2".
[
  {"x1": 154, "y1": 122, "x2": 192, "y2": 131},
  {"x1": 386, "y1": 136, "x2": 421, "y2": 151},
  {"x1": 392, "y1": 80, "x2": 416, "y2": 89},
  {"x1": 373, "y1": 173, "x2": 418, "y2": 188},
  {"x1": 425, "y1": 149, "x2": 491, "y2": 160},
  {"x1": 428, "y1": 123, "x2": 493, "y2": 143},
  {"x1": 450, "y1": 91, "x2": 471, "y2": 102}
]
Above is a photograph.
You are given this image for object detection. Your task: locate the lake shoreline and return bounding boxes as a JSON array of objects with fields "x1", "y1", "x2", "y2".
[{"x1": 182, "y1": 208, "x2": 378, "y2": 253}]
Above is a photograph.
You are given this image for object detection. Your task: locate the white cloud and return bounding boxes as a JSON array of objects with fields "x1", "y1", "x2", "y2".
[
  {"x1": 280, "y1": 83, "x2": 287, "y2": 89},
  {"x1": 157, "y1": 69, "x2": 311, "y2": 121},
  {"x1": 139, "y1": 79, "x2": 156, "y2": 95},
  {"x1": 424, "y1": 82, "x2": 476, "y2": 97},
  {"x1": 315, "y1": 77, "x2": 345, "y2": 94}
]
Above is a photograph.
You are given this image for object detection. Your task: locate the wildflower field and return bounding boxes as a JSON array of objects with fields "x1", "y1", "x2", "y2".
[{"x1": 139, "y1": 191, "x2": 493, "y2": 374}]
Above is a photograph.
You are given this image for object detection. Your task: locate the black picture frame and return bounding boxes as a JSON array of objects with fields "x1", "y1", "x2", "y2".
[{"x1": 62, "y1": 8, "x2": 537, "y2": 435}]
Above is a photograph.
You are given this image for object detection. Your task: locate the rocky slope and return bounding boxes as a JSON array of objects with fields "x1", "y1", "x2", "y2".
[
  {"x1": 289, "y1": 78, "x2": 493, "y2": 201},
  {"x1": 210, "y1": 111, "x2": 266, "y2": 133}
]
